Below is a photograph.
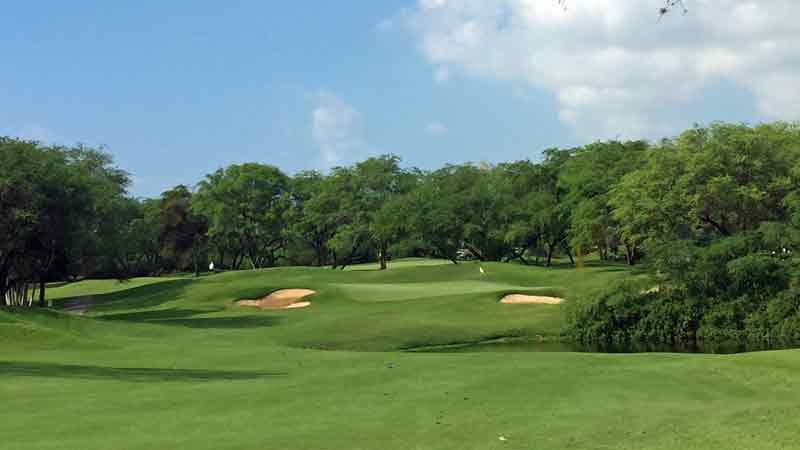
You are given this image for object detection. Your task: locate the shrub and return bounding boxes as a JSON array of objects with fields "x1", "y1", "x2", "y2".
[{"x1": 566, "y1": 237, "x2": 796, "y2": 344}]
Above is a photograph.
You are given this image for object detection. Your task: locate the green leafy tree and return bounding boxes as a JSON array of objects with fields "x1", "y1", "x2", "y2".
[
  {"x1": 610, "y1": 123, "x2": 800, "y2": 265},
  {"x1": 679, "y1": 123, "x2": 800, "y2": 235},
  {"x1": 403, "y1": 168, "x2": 467, "y2": 264},
  {"x1": 159, "y1": 186, "x2": 208, "y2": 277},
  {"x1": 305, "y1": 166, "x2": 370, "y2": 270},
  {"x1": 0, "y1": 138, "x2": 130, "y2": 305},
  {"x1": 285, "y1": 171, "x2": 337, "y2": 266},
  {"x1": 353, "y1": 155, "x2": 417, "y2": 270},
  {"x1": 194, "y1": 163, "x2": 291, "y2": 269},
  {"x1": 559, "y1": 141, "x2": 648, "y2": 261},
  {"x1": 501, "y1": 151, "x2": 572, "y2": 266},
  {"x1": 127, "y1": 199, "x2": 163, "y2": 273}
]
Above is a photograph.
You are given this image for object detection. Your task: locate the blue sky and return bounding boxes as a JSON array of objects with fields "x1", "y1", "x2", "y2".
[{"x1": 2, "y1": 1, "x2": 795, "y2": 198}]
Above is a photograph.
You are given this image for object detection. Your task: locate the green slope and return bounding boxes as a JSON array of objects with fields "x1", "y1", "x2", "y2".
[{"x1": 1, "y1": 259, "x2": 798, "y2": 449}]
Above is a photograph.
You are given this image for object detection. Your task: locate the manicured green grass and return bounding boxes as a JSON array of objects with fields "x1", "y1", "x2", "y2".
[
  {"x1": 2, "y1": 259, "x2": 799, "y2": 449},
  {"x1": 45, "y1": 276, "x2": 185, "y2": 300},
  {"x1": 344, "y1": 257, "x2": 453, "y2": 271}
]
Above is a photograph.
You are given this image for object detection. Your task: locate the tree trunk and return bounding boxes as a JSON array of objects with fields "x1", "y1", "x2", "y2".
[
  {"x1": 192, "y1": 238, "x2": 202, "y2": 277},
  {"x1": 38, "y1": 279, "x2": 46, "y2": 308},
  {"x1": 624, "y1": 244, "x2": 637, "y2": 266},
  {"x1": 1, "y1": 262, "x2": 10, "y2": 306},
  {"x1": 378, "y1": 242, "x2": 388, "y2": 271},
  {"x1": 701, "y1": 214, "x2": 731, "y2": 236},
  {"x1": 464, "y1": 243, "x2": 486, "y2": 261},
  {"x1": 339, "y1": 254, "x2": 352, "y2": 271},
  {"x1": 434, "y1": 244, "x2": 458, "y2": 264},
  {"x1": 339, "y1": 243, "x2": 360, "y2": 271},
  {"x1": 546, "y1": 245, "x2": 555, "y2": 267},
  {"x1": 314, "y1": 238, "x2": 328, "y2": 267}
]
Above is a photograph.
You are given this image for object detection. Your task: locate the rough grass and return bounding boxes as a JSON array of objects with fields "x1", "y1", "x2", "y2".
[{"x1": 1, "y1": 259, "x2": 799, "y2": 449}]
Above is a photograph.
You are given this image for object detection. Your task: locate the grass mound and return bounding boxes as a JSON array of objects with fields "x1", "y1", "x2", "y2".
[{"x1": 1, "y1": 258, "x2": 798, "y2": 450}]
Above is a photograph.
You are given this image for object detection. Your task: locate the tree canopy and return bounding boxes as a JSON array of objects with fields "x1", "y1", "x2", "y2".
[{"x1": 5, "y1": 117, "x2": 800, "y2": 350}]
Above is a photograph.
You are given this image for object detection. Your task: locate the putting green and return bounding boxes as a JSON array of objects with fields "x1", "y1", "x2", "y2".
[
  {"x1": 330, "y1": 281, "x2": 558, "y2": 302},
  {"x1": 344, "y1": 257, "x2": 453, "y2": 271},
  {"x1": 1, "y1": 259, "x2": 799, "y2": 450}
]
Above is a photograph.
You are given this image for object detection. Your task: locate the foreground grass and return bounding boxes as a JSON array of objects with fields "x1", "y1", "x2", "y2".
[{"x1": 2, "y1": 259, "x2": 799, "y2": 449}]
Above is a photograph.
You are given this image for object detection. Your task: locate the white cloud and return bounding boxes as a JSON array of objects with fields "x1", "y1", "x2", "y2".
[
  {"x1": 434, "y1": 66, "x2": 450, "y2": 83},
  {"x1": 426, "y1": 121, "x2": 448, "y2": 136},
  {"x1": 405, "y1": 0, "x2": 800, "y2": 139},
  {"x1": 309, "y1": 91, "x2": 366, "y2": 165}
]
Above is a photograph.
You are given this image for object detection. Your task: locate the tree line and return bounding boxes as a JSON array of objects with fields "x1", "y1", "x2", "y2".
[
  {"x1": 566, "y1": 122, "x2": 800, "y2": 343},
  {"x1": 3, "y1": 122, "x2": 800, "y2": 317}
]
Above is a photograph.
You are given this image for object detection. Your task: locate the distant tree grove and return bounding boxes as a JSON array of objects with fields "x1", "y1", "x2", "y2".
[{"x1": 4, "y1": 122, "x2": 800, "y2": 343}]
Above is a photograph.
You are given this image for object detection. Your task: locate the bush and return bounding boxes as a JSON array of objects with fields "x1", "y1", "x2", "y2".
[
  {"x1": 726, "y1": 255, "x2": 789, "y2": 301},
  {"x1": 566, "y1": 236, "x2": 797, "y2": 344},
  {"x1": 565, "y1": 279, "x2": 653, "y2": 342}
]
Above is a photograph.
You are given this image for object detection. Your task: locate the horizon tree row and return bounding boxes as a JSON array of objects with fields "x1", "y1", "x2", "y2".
[{"x1": 3, "y1": 121, "x2": 799, "y2": 307}]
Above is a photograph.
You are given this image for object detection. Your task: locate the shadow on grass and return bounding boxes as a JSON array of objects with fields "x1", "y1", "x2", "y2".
[
  {"x1": 56, "y1": 279, "x2": 195, "y2": 313},
  {"x1": 0, "y1": 361, "x2": 286, "y2": 382},
  {"x1": 100, "y1": 308, "x2": 218, "y2": 321},
  {"x1": 100, "y1": 308, "x2": 284, "y2": 329},
  {"x1": 158, "y1": 316, "x2": 284, "y2": 328}
]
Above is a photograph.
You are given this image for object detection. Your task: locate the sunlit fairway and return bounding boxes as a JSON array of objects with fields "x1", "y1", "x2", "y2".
[
  {"x1": 343, "y1": 257, "x2": 453, "y2": 271},
  {"x1": 45, "y1": 276, "x2": 187, "y2": 300},
  {"x1": 2, "y1": 259, "x2": 800, "y2": 450}
]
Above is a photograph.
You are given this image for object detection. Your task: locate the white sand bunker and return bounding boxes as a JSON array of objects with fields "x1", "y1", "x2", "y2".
[
  {"x1": 500, "y1": 294, "x2": 564, "y2": 305},
  {"x1": 238, "y1": 289, "x2": 316, "y2": 310}
]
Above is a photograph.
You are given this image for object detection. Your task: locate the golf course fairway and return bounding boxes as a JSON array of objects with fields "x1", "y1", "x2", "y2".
[{"x1": 2, "y1": 260, "x2": 799, "y2": 449}]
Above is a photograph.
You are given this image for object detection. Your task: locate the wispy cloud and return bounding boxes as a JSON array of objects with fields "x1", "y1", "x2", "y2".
[
  {"x1": 434, "y1": 66, "x2": 450, "y2": 83},
  {"x1": 309, "y1": 90, "x2": 366, "y2": 166},
  {"x1": 426, "y1": 121, "x2": 448, "y2": 137}
]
